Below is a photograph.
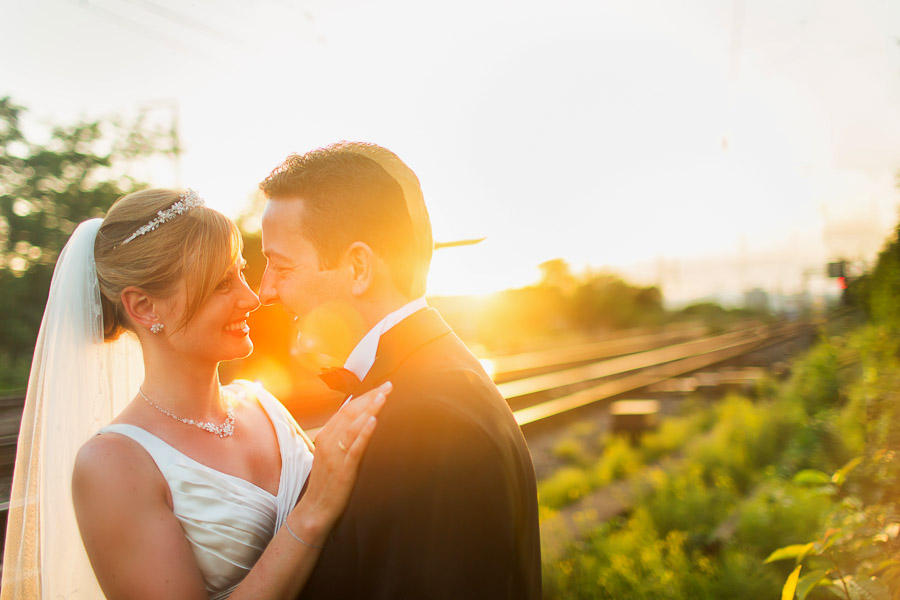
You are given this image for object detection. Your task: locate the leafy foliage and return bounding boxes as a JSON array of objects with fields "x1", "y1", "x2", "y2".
[
  {"x1": 0, "y1": 97, "x2": 177, "y2": 390},
  {"x1": 545, "y1": 507, "x2": 783, "y2": 599},
  {"x1": 854, "y1": 222, "x2": 900, "y2": 334},
  {"x1": 537, "y1": 407, "x2": 712, "y2": 512},
  {"x1": 642, "y1": 464, "x2": 738, "y2": 538},
  {"x1": 673, "y1": 301, "x2": 767, "y2": 333},
  {"x1": 780, "y1": 340, "x2": 844, "y2": 417},
  {"x1": 763, "y1": 207, "x2": 900, "y2": 598},
  {"x1": 766, "y1": 342, "x2": 900, "y2": 599},
  {"x1": 735, "y1": 478, "x2": 833, "y2": 555},
  {"x1": 541, "y1": 336, "x2": 868, "y2": 598}
]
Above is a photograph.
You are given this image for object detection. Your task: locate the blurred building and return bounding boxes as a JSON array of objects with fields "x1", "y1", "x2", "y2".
[{"x1": 743, "y1": 288, "x2": 770, "y2": 314}]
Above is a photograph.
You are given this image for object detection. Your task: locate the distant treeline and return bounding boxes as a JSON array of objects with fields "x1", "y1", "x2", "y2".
[{"x1": 428, "y1": 259, "x2": 765, "y2": 354}]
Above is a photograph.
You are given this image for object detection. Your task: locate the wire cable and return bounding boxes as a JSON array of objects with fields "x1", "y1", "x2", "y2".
[
  {"x1": 119, "y1": 0, "x2": 244, "y2": 46},
  {"x1": 70, "y1": 0, "x2": 214, "y2": 61}
]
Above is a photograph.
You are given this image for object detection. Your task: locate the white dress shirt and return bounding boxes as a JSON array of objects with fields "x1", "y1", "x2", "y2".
[{"x1": 343, "y1": 297, "x2": 428, "y2": 382}]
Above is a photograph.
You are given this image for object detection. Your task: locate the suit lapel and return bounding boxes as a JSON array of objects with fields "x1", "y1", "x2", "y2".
[{"x1": 357, "y1": 307, "x2": 451, "y2": 392}]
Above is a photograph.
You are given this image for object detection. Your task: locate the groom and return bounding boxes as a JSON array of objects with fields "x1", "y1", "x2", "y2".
[{"x1": 258, "y1": 142, "x2": 541, "y2": 599}]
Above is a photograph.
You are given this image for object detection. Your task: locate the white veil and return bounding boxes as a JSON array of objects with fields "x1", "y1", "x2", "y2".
[{"x1": 1, "y1": 218, "x2": 145, "y2": 599}]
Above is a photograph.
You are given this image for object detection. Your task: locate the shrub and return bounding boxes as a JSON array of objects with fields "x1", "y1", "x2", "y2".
[
  {"x1": 734, "y1": 477, "x2": 835, "y2": 555},
  {"x1": 544, "y1": 508, "x2": 782, "y2": 599},
  {"x1": 641, "y1": 408, "x2": 712, "y2": 463},
  {"x1": 544, "y1": 509, "x2": 697, "y2": 599},
  {"x1": 592, "y1": 435, "x2": 642, "y2": 486},
  {"x1": 538, "y1": 466, "x2": 593, "y2": 511},
  {"x1": 777, "y1": 411, "x2": 855, "y2": 477},
  {"x1": 764, "y1": 454, "x2": 900, "y2": 600},
  {"x1": 687, "y1": 395, "x2": 797, "y2": 492},
  {"x1": 781, "y1": 340, "x2": 843, "y2": 416},
  {"x1": 643, "y1": 464, "x2": 738, "y2": 538},
  {"x1": 551, "y1": 436, "x2": 591, "y2": 467},
  {"x1": 539, "y1": 435, "x2": 643, "y2": 511},
  {"x1": 846, "y1": 325, "x2": 900, "y2": 453}
]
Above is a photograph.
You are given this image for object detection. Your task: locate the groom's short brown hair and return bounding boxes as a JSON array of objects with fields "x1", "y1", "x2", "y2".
[{"x1": 259, "y1": 142, "x2": 432, "y2": 298}]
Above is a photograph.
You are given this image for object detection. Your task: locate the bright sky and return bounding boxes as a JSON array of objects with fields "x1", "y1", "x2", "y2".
[{"x1": 5, "y1": 0, "x2": 900, "y2": 305}]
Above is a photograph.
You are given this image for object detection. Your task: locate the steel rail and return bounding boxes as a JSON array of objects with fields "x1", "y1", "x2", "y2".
[
  {"x1": 485, "y1": 325, "x2": 708, "y2": 383},
  {"x1": 513, "y1": 321, "x2": 814, "y2": 427}
]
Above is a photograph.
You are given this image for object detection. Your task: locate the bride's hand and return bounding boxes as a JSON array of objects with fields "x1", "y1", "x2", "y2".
[
  {"x1": 291, "y1": 381, "x2": 391, "y2": 539},
  {"x1": 225, "y1": 382, "x2": 392, "y2": 599}
]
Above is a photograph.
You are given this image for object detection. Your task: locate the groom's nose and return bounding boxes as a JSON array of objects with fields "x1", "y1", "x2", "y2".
[{"x1": 258, "y1": 266, "x2": 279, "y2": 306}]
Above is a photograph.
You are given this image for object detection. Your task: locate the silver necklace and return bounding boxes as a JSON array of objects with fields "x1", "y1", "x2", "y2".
[{"x1": 138, "y1": 387, "x2": 236, "y2": 438}]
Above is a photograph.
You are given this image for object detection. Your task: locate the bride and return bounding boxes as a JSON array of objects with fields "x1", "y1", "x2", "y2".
[{"x1": 0, "y1": 188, "x2": 389, "y2": 599}]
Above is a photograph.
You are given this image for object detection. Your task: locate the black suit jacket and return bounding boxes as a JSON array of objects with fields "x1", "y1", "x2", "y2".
[{"x1": 298, "y1": 308, "x2": 541, "y2": 599}]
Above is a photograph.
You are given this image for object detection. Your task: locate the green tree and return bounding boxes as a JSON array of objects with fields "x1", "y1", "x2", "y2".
[
  {"x1": 854, "y1": 223, "x2": 900, "y2": 333},
  {"x1": 0, "y1": 97, "x2": 178, "y2": 390},
  {"x1": 571, "y1": 273, "x2": 664, "y2": 331}
]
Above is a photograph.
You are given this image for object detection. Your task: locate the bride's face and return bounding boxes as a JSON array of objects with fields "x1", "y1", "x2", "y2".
[{"x1": 162, "y1": 258, "x2": 261, "y2": 364}]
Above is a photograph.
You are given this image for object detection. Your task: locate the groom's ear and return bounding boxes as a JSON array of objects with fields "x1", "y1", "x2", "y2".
[
  {"x1": 120, "y1": 286, "x2": 160, "y2": 330},
  {"x1": 344, "y1": 241, "x2": 375, "y2": 296}
]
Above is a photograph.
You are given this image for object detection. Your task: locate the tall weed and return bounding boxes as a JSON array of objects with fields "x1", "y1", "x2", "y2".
[
  {"x1": 780, "y1": 339, "x2": 843, "y2": 416},
  {"x1": 733, "y1": 477, "x2": 834, "y2": 554},
  {"x1": 544, "y1": 508, "x2": 781, "y2": 599},
  {"x1": 642, "y1": 464, "x2": 737, "y2": 538},
  {"x1": 687, "y1": 395, "x2": 797, "y2": 492}
]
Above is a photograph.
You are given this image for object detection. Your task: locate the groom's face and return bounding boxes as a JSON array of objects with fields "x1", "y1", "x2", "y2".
[{"x1": 259, "y1": 197, "x2": 349, "y2": 320}]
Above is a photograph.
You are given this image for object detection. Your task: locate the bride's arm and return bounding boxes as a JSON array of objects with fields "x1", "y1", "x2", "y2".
[
  {"x1": 72, "y1": 432, "x2": 210, "y2": 598},
  {"x1": 72, "y1": 382, "x2": 390, "y2": 600}
]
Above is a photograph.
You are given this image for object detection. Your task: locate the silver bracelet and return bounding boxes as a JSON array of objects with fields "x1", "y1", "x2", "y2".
[{"x1": 284, "y1": 520, "x2": 324, "y2": 550}]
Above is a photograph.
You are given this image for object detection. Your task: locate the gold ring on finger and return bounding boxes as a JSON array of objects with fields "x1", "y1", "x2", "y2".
[{"x1": 338, "y1": 440, "x2": 348, "y2": 452}]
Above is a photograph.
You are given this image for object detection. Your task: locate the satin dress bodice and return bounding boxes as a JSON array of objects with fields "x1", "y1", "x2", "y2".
[{"x1": 99, "y1": 380, "x2": 314, "y2": 599}]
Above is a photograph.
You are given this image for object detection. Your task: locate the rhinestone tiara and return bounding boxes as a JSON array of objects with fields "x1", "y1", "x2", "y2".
[{"x1": 120, "y1": 189, "x2": 205, "y2": 245}]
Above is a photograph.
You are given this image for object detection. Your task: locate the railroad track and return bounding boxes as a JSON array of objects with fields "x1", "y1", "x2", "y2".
[
  {"x1": 505, "y1": 319, "x2": 816, "y2": 429},
  {"x1": 483, "y1": 324, "x2": 708, "y2": 384},
  {"x1": 0, "y1": 319, "x2": 816, "y2": 528}
]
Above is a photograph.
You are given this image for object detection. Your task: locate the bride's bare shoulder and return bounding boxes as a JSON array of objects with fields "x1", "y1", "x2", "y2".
[
  {"x1": 72, "y1": 432, "x2": 167, "y2": 504},
  {"x1": 72, "y1": 431, "x2": 205, "y2": 597}
]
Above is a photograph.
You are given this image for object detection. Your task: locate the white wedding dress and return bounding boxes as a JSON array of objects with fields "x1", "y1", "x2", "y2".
[
  {"x1": 0, "y1": 219, "x2": 315, "y2": 599},
  {"x1": 99, "y1": 381, "x2": 313, "y2": 599}
]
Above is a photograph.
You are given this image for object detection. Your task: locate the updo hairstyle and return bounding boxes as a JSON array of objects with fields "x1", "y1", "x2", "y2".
[{"x1": 94, "y1": 189, "x2": 242, "y2": 341}]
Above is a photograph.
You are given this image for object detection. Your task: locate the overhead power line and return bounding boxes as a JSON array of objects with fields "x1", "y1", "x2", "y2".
[
  {"x1": 71, "y1": 0, "x2": 215, "y2": 61},
  {"x1": 118, "y1": 0, "x2": 244, "y2": 45}
]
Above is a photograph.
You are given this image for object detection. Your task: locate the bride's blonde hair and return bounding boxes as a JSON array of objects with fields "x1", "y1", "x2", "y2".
[{"x1": 94, "y1": 188, "x2": 242, "y2": 340}]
